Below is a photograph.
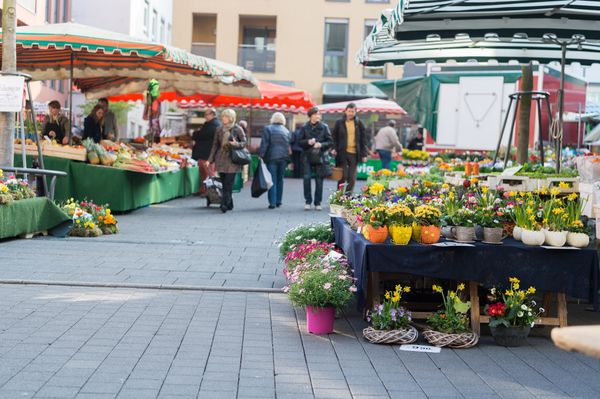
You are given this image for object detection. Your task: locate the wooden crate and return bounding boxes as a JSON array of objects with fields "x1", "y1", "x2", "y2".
[
  {"x1": 14, "y1": 143, "x2": 87, "y2": 161},
  {"x1": 495, "y1": 176, "x2": 530, "y2": 192}
]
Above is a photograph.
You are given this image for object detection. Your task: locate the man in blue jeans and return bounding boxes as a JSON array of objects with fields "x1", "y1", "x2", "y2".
[
  {"x1": 259, "y1": 112, "x2": 291, "y2": 209},
  {"x1": 298, "y1": 107, "x2": 333, "y2": 211},
  {"x1": 374, "y1": 120, "x2": 402, "y2": 171}
]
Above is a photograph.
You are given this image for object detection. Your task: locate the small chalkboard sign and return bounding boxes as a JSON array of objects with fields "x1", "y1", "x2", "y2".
[{"x1": 0, "y1": 76, "x2": 25, "y2": 112}]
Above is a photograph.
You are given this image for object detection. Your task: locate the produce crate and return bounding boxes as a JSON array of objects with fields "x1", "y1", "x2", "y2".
[
  {"x1": 388, "y1": 179, "x2": 414, "y2": 190},
  {"x1": 14, "y1": 143, "x2": 87, "y2": 162},
  {"x1": 540, "y1": 177, "x2": 580, "y2": 194},
  {"x1": 475, "y1": 174, "x2": 497, "y2": 188},
  {"x1": 495, "y1": 176, "x2": 530, "y2": 192}
]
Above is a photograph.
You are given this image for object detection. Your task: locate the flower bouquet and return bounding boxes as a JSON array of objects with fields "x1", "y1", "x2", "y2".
[
  {"x1": 484, "y1": 277, "x2": 543, "y2": 346},
  {"x1": 414, "y1": 205, "x2": 442, "y2": 244},
  {"x1": 386, "y1": 204, "x2": 414, "y2": 245},
  {"x1": 424, "y1": 283, "x2": 479, "y2": 348},
  {"x1": 363, "y1": 284, "x2": 418, "y2": 344},
  {"x1": 287, "y1": 256, "x2": 357, "y2": 334}
]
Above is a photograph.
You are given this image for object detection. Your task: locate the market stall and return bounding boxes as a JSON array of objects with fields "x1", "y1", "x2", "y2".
[{"x1": 0, "y1": 196, "x2": 70, "y2": 240}]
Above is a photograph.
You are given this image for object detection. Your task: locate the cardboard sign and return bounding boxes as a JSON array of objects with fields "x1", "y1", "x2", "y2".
[
  {"x1": 0, "y1": 76, "x2": 25, "y2": 112},
  {"x1": 501, "y1": 165, "x2": 523, "y2": 176},
  {"x1": 399, "y1": 344, "x2": 441, "y2": 353}
]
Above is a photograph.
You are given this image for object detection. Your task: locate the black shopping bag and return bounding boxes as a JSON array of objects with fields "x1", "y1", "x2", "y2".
[{"x1": 251, "y1": 159, "x2": 273, "y2": 198}]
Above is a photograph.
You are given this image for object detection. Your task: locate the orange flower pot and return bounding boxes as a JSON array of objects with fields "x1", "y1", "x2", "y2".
[
  {"x1": 365, "y1": 225, "x2": 388, "y2": 244},
  {"x1": 420, "y1": 225, "x2": 441, "y2": 244}
]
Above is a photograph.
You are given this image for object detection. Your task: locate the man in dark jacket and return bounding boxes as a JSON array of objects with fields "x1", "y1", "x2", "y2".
[
  {"x1": 192, "y1": 108, "x2": 220, "y2": 196},
  {"x1": 331, "y1": 103, "x2": 368, "y2": 193},
  {"x1": 298, "y1": 107, "x2": 333, "y2": 211}
]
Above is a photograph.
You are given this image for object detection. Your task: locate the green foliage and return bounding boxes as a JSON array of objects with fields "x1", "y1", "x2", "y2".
[{"x1": 427, "y1": 284, "x2": 471, "y2": 334}]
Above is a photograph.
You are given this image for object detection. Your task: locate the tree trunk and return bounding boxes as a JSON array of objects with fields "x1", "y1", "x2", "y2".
[
  {"x1": 0, "y1": 0, "x2": 17, "y2": 167},
  {"x1": 517, "y1": 62, "x2": 534, "y2": 165}
]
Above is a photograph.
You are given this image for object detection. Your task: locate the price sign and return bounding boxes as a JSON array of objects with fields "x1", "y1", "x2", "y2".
[
  {"x1": 399, "y1": 344, "x2": 441, "y2": 353},
  {"x1": 0, "y1": 76, "x2": 25, "y2": 112}
]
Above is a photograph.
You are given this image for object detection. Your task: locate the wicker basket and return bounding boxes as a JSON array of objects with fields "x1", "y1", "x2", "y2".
[
  {"x1": 329, "y1": 167, "x2": 344, "y2": 181},
  {"x1": 363, "y1": 326, "x2": 418, "y2": 344},
  {"x1": 422, "y1": 329, "x2": 479, "y2": 349}
]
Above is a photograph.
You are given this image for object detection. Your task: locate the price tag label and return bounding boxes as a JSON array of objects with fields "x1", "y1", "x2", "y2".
[{"x1": 399, "y1": 344, "x2": 441, "y2": 353}]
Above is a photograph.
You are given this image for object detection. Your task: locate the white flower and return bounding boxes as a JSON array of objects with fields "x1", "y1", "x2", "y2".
[
  {"x1": 517, "y1": 311, "x2": 524, "y2": 318},
  {"x1": 521, "y1": 304, "x2": 527, "y2": 310},
  {"x1": 539, "y1": 307, "x2": 545, "y2": 313},
  {"x1": 531, "y1": 322, "x2": 535, "y2": 327},
  {"x1": 490, "y1": 288, "x2": 496, "y2": 295},
  {"x1": 528, "y1": 312, "x2": 532, "y2": 317},
  {"x1": 531, "y1": 300, "x2": 536, "y2": 306}
]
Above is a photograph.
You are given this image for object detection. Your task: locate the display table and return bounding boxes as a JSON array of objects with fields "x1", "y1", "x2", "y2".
[
  {"x1": 0, "y1": 197, "x2": 71, "y2": 240},
  {"x1": 15, "y1": 156, "x2": 200, "y2": 212},
  {"x1": 332, "y1": 217, "x2": 600, "y2": 333}
]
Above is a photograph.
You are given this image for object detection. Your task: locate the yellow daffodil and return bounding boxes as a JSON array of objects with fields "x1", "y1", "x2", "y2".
[
  {"x1": 513, "y1": 283, "x2": 520, "y2": 290},
  {"x1": 568, "y1": 193, "x2": 578, "y2": 201},
  {"x1": 432, "y1": 284, "x2": 443, "y2": 293},
  {"x1": 505, "y1": 290, "x2": 514, "y2": 297},
  {"x1": 392, "y1": 293, "x2": 400, "y2": 303},
  {"x1": 527, "y1": 286, "x2": 536, "y2": 295},
  {"x1": 550, "y1": 187, "x2": 560, "y2": 197},
  {"x1": 481, "y1": 186, "x2": 489, "y2": 194},
  {"x1": 384, "y1": 291, "x2": 391, "y2": 300},
  {"x1": 448, "y1": 291, "x2": 456, "y2": 299},
  {"x1": 395, "y1": 284, "x2": 401, "y2": 292},
  {"x1": 403, "y1": 287, "x2": 411, "y2": 293},
  {"x1": 509, "y1": 277, "x2": 520, "y2": 284},
  {"x1": 558, "y1": 181, "x2": 569, "y2": 189},
  {"x1": 457, "y1": 283, "x2": 465, "y2": 291}
]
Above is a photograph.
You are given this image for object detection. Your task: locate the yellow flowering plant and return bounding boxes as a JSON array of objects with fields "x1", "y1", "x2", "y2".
[
  {"x1": 415, "y1": 205, "x2": 442, "y2": 227},
  {"x1": 367, "y1": 284, "x2": 413, "y2": 330},
  {"x1": 564, "y1": 193, "x2": 588, "y2": 234},
  {"x1": 366, "y1": 205, "x2": 389, "y2": 228},
  {"x1": 386, "y1": 204, "x2": 414, "y2": 227},
  {"x1": 427, "y1": 283, "x2": 471, "y2": 334},
  {"x1": 484, "y1": 277, "x2": 543, "y2": 328}
]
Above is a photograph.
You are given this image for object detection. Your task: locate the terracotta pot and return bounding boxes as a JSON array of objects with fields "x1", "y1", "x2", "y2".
[
  {"x1": 544, "y1": 230, "x2": 567, "y2": 247},
  {"x1": 389, "y1": 225, "x2": 412, "y2": 245},
  {"x1": 521, "y1": 229, "x2": 545, "y2": 246},
  {"x1": 365, "y1": 225, "x2": 388, "y2": 244},
  {"x1": 411, "y1": 222, "x2": 422, "y2": 243},
  {"x1": 420, "y1": 225, "x2": 441, "y2": 244},
  {"x1": 567, "y1": 232, "x2": 590, "y2": 248},
  {"x1": 513, "y1": 226, "x2": 523, "y2": 241},
  {"x1": 453, "y1": 226, "x2": 475, "y2": 242},
  {"x1": 483, "y1": 227, "x2": 505, "y2": 243}
]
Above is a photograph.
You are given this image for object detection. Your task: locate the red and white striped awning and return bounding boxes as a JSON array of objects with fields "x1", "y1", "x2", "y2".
[{"x1": 317, "y1": 97, "x2": 406, "y2": 115}]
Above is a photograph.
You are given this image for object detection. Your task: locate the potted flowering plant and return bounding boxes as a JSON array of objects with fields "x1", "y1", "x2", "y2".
[
  {"x1": 440, "y1": 188, "x2": 461, "y2": 239},
  {"x1": 449, "y1": 208, "x2": 477, "y2": 242},
  {"x1": 386, "y1": 204, "x2": 414, "y2": 245},
  {"x1": 364, "y1": 205, "x2": 389, "y2": 243},
  {"x1": 565, "y1": 193, "x2": 589, "y2": 247},
  {"x1": 484, "y1": 277, "x2": 544, "y2": 346},
  {"x1": 287, "y1": 257, "x2": 357, "y2": 334},
  {"x1": 283, "y1": 242, "x2": 336, "y2": 278},
  {"x1": 278, "y1": 222, "x2": 334, "y2": 258},
  {"x1": 414, "y1": 205, "x2": 442, "y2": 244},
  {"x1": 519, "y1": 194, "x2": 545, "y2": 246},
  {"x1": 477, "y1": 206, "x2": 507, "y2": 244},
  {"x1": 541, "y1": 188, "x2": 568, "y2": 247},
  {"x1": 328, "y1": 185, "x2": 347, "y2": 216},
  {"x1": 424, "y1": 283, "x2": 478, "y2": 348},
  {"x1": 363, "y1": 284, "x2": 417, "y2": 344}
]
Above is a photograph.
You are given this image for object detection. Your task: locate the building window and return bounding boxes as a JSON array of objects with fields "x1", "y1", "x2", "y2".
[
  {"x1": 160, "y1": 18, "x2": 165, "y2": 43},
  {"x1": 152, "y1": 9, "x2": 158, "y2": 41},
  {"x1": 363, "y1": 20, "x2": 386, "y2": 79},
  {"x1": 143, "y1": 1, "x2": 149, "y2": 35},
  {"x1": 167, "y1": 23, "x2": 172, "y2": 45},
  {"x1": 130, "y1": 121, "x2": 136, "y2": 136},
  {"x1": 45, "y1": 0, "x2": 51, "y2": 22},
  {"x1": 50, "y1": 80, "x2": 56, "y2": 90},
  {"x1": 323, "y1": 19, "x2": 348, "y2": 77},
  {"x1": 53, "y1": 0, "x2": 59, "y2": 23},
  {"x1": 366, "y1": 0, "x2": 390, "y2": 3}
]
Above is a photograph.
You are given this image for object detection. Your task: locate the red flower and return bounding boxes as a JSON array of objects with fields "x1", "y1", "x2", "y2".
[
  {"x1": 486, "y1": 302, "x2": 506, "y2": 317},
  {"x1": 463, "y1": 180, "x2": 471, "y2": 188}
]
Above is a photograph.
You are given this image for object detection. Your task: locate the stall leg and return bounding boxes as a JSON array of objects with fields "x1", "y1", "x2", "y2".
[
  {"x1": 469, "y1": 281, "x2": 481, "y2": 336},
  {"x1": 557, "y1": 293, "x2": 568, "y2": 327}
]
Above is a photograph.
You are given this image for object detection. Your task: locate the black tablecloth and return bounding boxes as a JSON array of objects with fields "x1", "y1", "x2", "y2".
[{"x1": 332, "y1": 217, "x2": 600, "y2": 310}]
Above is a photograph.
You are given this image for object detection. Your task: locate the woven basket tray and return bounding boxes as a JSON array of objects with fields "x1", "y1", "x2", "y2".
[
  {"x1": 422, "y1": 329, "x2": 479, "y2": 348},
  {"x1": 363, "y1": 326, "x2": 418, "y2": 345}
]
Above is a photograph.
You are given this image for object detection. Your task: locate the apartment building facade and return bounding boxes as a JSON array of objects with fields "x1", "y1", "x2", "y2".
[{"x1": 172, "y1": 0, "x2": 402, "y2": 104}]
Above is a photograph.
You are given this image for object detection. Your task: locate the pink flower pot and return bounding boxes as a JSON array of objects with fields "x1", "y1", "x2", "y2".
[{"x1": 306, "y1": 306, "x2": 335, "y2": 334}]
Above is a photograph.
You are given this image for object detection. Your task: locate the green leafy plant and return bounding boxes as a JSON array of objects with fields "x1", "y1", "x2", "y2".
[
  {"x1": 367, "y1": 284, "x2": 412, "y2": 330},
  {"x1": 484, "y1": 277, "x2": 543, "y2": 328},
  {"x1": 427, "y1": 283, "x2": 471, "y2": 334}
]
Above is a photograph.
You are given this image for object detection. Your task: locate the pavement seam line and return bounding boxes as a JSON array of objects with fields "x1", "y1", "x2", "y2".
[{"x1": 0, "y1": 280, "x2": 284, "y2": 294}]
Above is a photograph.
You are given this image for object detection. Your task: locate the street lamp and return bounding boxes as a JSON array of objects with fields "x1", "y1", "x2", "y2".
[{"x1": 542, "y1": 33, "x2": 586, "y2": 173}]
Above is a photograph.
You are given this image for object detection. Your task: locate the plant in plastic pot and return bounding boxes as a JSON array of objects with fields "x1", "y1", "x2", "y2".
[
  {"x1": 286, "y1": 255, "x2": 356, "y2": 335},
  {"x1": 364, "y1": 205, "x2": 389, "y2": 244},
  {"x1": 424, "y1": 283, "x2": 478, "y2": 348},
  {"x1": 415, "y1": 205, "x2": 442, "y2": 244},
  {"x1": 386, "y1": 204, "x2": 414, "y2": 245},
  {"x1": 515, "y1": 193, "x2": 545, "y2": 246},
  {"x1": 484, "y1": 277, "x2": 544, "y2": 347},
  {"x1": 565, "y1": 193, "x2": 590, "y2": 248},
  {"x1": 541, "y1": 188, "x2": 568, "y2": 247},
  {"x1": 363, "y1": 284, "x2": 417, "y2": 344}
]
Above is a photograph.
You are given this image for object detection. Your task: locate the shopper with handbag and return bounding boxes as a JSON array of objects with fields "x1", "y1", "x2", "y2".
[
  {"x1": 259, "y1": 112, "x2": 291, "y2": 209},
  {"x1": 207, "y1": 108, "x2": 248, "y2": 213},
  {"x1": 298, "y1": 107, "x2": 333, "y2": 211}
]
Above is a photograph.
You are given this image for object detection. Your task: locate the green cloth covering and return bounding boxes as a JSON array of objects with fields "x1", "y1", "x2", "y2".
[
  {"x1": 15, "y1": 156, "x2": 200, "y2": 212},
  {"x1": 0, "y1": 197, "x2": 70, "y2": 239},
  {"x1": 373, "y1": 72, "x2": 522, "y2": 140}
]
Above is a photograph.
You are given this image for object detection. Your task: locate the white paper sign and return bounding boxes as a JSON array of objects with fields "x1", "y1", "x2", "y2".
[
  {"x1": 0, "y1": 76, "x2": 25, "y2": 112},
  {"x1": 432, "y1": 242, "x2": 475, "y2": 247},
  {"x1": 501, "y1": 165, "x2": 523, "y2": 176},
  {"x1": 400, "y1": 344, "x2": 441, "y2": 353},
  {"x1": 323, "y1": 250, "x2": 344, "y2": 262}
]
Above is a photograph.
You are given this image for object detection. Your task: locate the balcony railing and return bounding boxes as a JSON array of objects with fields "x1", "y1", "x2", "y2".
[
  {"x1": 238, "y1": 44, "x2": 276, "y2": 73},
  {"x1": 191, "y1": 42, "x2": 216, "y2": 59}
]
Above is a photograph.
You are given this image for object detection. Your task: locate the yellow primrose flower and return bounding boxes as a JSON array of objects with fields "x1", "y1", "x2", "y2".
[
  {"x1": 509, "y1": 191, "x2": 516, "y2": 197},
  {"x1": 0, "y1": 184, "x2": 7, "y2": 193},
  {"x1": 442, "y1": 183, "x2": 450, "y2": 190},
  {"x1": 369, "y1": 183, "x2": 385, "y2": 196},
  {"x1": 457, "y1": 283, "x2": 465, "y2": 291}
]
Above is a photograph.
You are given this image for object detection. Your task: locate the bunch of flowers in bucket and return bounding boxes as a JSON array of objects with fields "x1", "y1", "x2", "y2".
[
  {"x1": 278, "y1": 222, "x2": 334, "y2": 258},
  {"x1": 0, "y1": 169, "x2": 36, "y2": 205},
  {"x1": 423, "y1": 283, "x2": 479, "y2": 348},
  {"x1": 62, "y1": 199, "x2": 119, "y2": 237},
  {"x1": 363, "y1": 284, "x2": 418, "y2": 344},
  {"x1": 484, "y1": 277, "x2": 543, "y2": 347}
]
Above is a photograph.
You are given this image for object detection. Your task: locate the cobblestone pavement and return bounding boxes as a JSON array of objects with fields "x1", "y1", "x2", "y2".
[
  {"x1": 0, "y1": 179, "x2": 337, "y2": 289},
  {"x1": 0, "y1": 285, "x2": 598, "y2": 399},
  {"x1": 2, "y1": 178, "x2": 600, "y2": 398}
]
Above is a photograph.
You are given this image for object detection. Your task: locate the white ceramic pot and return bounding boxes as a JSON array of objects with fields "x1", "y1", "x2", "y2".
[
  {"x1": 513, "y1": 226, "x2": 523, "y2": 241},
  {"x1": 567, "y1": 232, "x2": 590, "y2": 248},
  {"x1": 521, "y1": 229, "x2": 545, "y2": 246},
  {"x1": 544, "y1": 230, "x2": 567, "y2": 247}
]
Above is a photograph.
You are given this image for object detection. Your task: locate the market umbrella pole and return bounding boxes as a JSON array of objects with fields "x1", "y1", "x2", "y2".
[
  {"x1": 0, "y1": 0, "x2": 16, "y2": 167},
  {"x1": 68, "y1": 51, "x2": 74, "y2": 145}
]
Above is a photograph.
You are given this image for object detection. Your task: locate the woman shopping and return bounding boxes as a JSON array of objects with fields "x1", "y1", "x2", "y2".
[
  {"x1": 83, "y1": 105, "x2": 105, "y2": 143},
  {"x1": 259, "y1": 112, "x2": 291, "y2": 209},
  {"x1": 41, "y1": 100, "x2": 70, "y2": 144},
  {"x1": 207, "y1": 109, "x2": 247, "y2": 213}
]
